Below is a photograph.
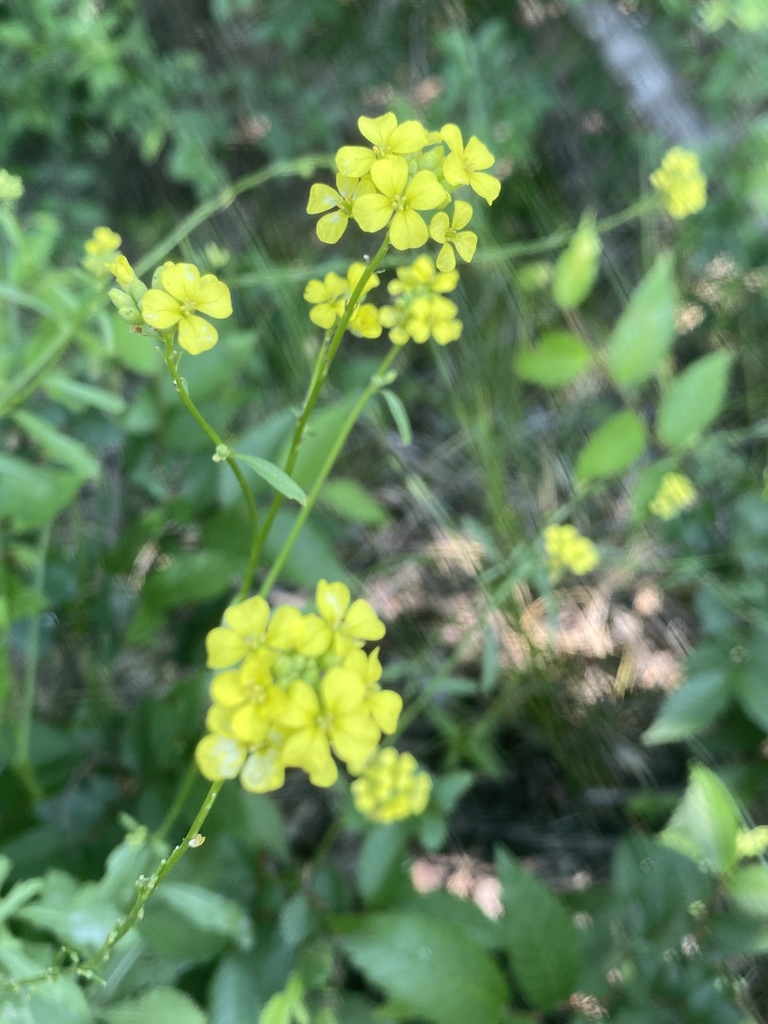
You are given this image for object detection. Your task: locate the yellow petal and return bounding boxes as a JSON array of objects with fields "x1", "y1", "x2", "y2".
[
  {"x1": 282, "y1": 726, "x2": 331, "y2": 771},
  {"x1": 160, "y1": 262, "x2": 201, "y2": 302},
  {"x1": 316, "y1": 210, "x2": 348, "y2": 244},
  {"x1": 454, "y1": 231, "x2": 477, "y2": 263},
  {"x1": 195, "y1": 734, "x2": 246, "y2": 781},
  {"x1": 429, "y1": 211, "x2": 450, "y2": 243},
  {"x1": 321, "y1": 667, "x2": 366, "y2": 715},
  {"x1": 368, "y1": 689, "x2": 403, "y2": 734},
  {"x1": 358, "y1": 112, "x2": 397, "y2": 147},
  {"x1": 370, "y1": 156, "x2": 409, "y2": 199},
  {"x1": 224, "y1": 595, "x2": 270, "y2": 637},
  {"x1": 389, "y1": 209, "x2": 428, "y2": 251},
  {"x1": 195, "y1": 274, "x2": 233, "y2": 319},
  {"x1": 231, "y1": 704, "x2": 271, "y2": 743},
  {"x1": 464, "y1": 136, "x2": 495, "y2": 171},
  {"x1": 344, "y1": 598, "x2": 386, "y2": 641},
  {"x1": 210, "y1": 670, "x2": 246, "y2": 706},
  {"x1": 452, "y1": 200, "x2": 474, "y2": 230},
  {"x1": 316, "y1": 579, "x2": 351, "y2": 623},
  {"x1": 280, "y1": 680, "x2": 320, "y2": 728},
  {"x1": 206, "y1": 626, "x2": 248, "y2": 669},
  {"x1": 331, "y1": 715, "x2": 380, "y2": 767},
  {"x1": 240, "y1": 749, "x2": 286, "y2": 793},
  {"x1": 440, "y1": 123, "x2": 464, "y2": 155},
  {"x1": 469, "y1": 170, "x2": 501, "y2": 205},
  {"x1": 177, "y1": 314, "x2": 218, "y2": 355},
  {"x1": 353, "y1": 194, "x2": 393, "y2": 234},
  {"x1": 141, "y1": 289, "x2": 182, "y2": 330},
  {"x1": 336, "y1": 145, "x2": 375, "y2": 178},
  {"x1": 389, "y1": 120, "x2": 429, "y2": 154},
  {"x1": 307, "y1": 183, "x2": 341, "y2": 214},
  {"x1": 404, "y1": 170, "x2": 447, "y2": 211},
  {"x1": 435, "y1": 242, "x2": 456, "y2": 273},
  {"x1": 308, "y1": 754, "x2": 338, "y2": 788}
]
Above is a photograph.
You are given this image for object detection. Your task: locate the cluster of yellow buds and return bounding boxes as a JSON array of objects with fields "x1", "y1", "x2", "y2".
[
  {"x1": 650, "y1": 147, "x2": 707, "y2": 220},
  {"x1": 83, "y1": 226, "x2": 122, "y2": 276},
  {"x1": 649, "y1": 471, "x2": 697, "y2": 520},
  {"x1": 350, "y1": 748, "x2": 432, "y2": 824},
  {"x1": 99, "y1": 244, "x2": 233, "y2": 355},
  {"x1": 195, "y1": 581, "x2": 409, "y2": 793},
  {"x1": 543, "y1": 523, "x2": 600, "y2": 579}
]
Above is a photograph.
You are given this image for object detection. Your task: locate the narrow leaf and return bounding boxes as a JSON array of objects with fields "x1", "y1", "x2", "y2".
[
  {"x1": 45, "y1": 374, "x2": 127, "y2": 415},
  {"x1": 661, "y1": 764, "x2": 740, "y2": 875},
  {"x1": 379, "y1": 388, "x2": 412, "y2": 446},
  {"x1": 234, "y1": 454, "x2": 307, "y2": 506},
  {"x1": 656, "y1": 350, "x2": 732, "y2": 448},
  {"x1": 552, "y1": 211, "x2": 601, "y2": 310},
  {"x1": 575, "y1": 410, "x2": 647, "y2": 483},
  {"x1": 13, "y1": 410, "x2": 100, "y2": 480},
  {"x1": 608, "y1": 252, "x2": 677, "y2": 386}
]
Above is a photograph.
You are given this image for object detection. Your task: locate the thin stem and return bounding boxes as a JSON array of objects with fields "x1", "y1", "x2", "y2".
[
  {"x1": 160, "y1": 335, "x2": 260, "y2": 600},
  {"x1": 259, "y1": 345, "x2": 399, "y2": 598},
  {"x1": 0, "y1": 780, "x2": 224, "y2": 995},
  {"x1": 252, "y1": 234, "x2": 391, "y2": 572}
]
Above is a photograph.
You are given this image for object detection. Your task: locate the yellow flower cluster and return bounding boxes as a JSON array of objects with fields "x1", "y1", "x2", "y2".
[
  {"x1": 303, "y1": 262, "x2": 382, "y2": 338},
  {"x1": 543, "y1": 523, "x2": 600, "y2": 579},
  {"x1": 351, "y1": 748, "x2": 432, "y2": 824},
  {"x1": 104, "y1": 250, "x2": 233, "y2": 356},
  {"x1": 650, "y1": 147, "x2": 707, "y2": 219},
  {"x1": 195, "y1": 581, "x2": 404, "y2": 792},
  {"x1": 83, "y1": 226, "x2": 122, "y2": 276},
  {"x1": 649, "y1": 471, "x2": 697, "y2": 520},
  {"x1": 307, "y1": 112, "x2": 498, "y2": 257},
  {"x1": 379, "y1": 255, "x2": 462, "y2": 346}
]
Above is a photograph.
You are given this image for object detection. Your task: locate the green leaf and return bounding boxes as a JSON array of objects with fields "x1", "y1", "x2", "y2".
[
  {"x1": 13, "y1": 410, "x2": 100, "y2": 481},
  {"x1": 656, "y1": 350, "x2": 732, "y2": 448},
  {"x1": 514, "y1": 330, "x2": 593, "y2": 387},
  {"x1": 44, "y1": 373, "x2": 127, "y2": 415},
  {"x1": 357, "y1": 822, "x2": 410, "y2": 906},
  {"x1": 379, "y1": 388, "x2": 412, "y2": 446},
  {"x1": 155, "y1": 881, "x2": 254, "y2": 950},
  {"x1": 642, "y1": 668, "x2": 730, "y2": 745},
  {"x1": 575, "y1": 410, "x2": 647, "y2": 483},
  {"x1": 291, "y1": 393, "x2": 360, "y2": 490},
  {"x1": 607, "y1": 252, "x2": 677, "y2": 386},
  {"x1": 101, "y1": 987, "x2": 207, "y2": 1024},
  {"x1": 727, "y1": 864, "x2": 768, "y2": 918},
  {"x1": 337, "y1": 912, "x2": 508, "y2": 1024},
  {"x1": 733, "y1": 635, "x2": 768, "y2": 730},
  {"x1": 552, "y1": 211, "x2": 601, "y2": 310},
  {"x1": 0, "y1": 453, "x2": 83, "y2": 531},
  {"x1": 495, "y1": 849, "x2": 580, "y2": 1010},
  {"x1": 233, "y1": 453, "x2": 307, "y2": 506},
  {"x1": 0, "y1": 877, "x2": 44, "y2": 925},
  {"x1": 320, "y1": 478, "x2": 390, "y2": 526},
  {"x1": 661, "y1": 764, "x2": 741, "y2": 874},
  {"x1": 208, "y1": 951, "x2": 267, "y2": 1024}
]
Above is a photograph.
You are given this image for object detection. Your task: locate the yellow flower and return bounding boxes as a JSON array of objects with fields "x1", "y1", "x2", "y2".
[
  {"x1": 388, "y1": 255, "x2": 458, "y2": 296},
  {"x1": 543, "y1": 524, "x2": 599, "y2": 578},
  {"x1": 141, "y1": 261, "x2": 232, "y2": 355},
  {"x1": 352, "y1": 156, "x2": 448, "y2": 250},
  {"x1": 0, "y1": 169, "x2": 24, "y2": 203},
  {"x1": 83, "y1": 226, "x2": 122, "y2": 275},
  {"x1": 315, "y1": 579, "x2": 386, "y2": 656},
  {"x1": 649, "y1": 472, "x2": 697, "y2": 520},
  {"x1": 406, "y1": 295, "x2": 462, "y2": 346},
  {"x1": 349, "y1": 303, "x2": 382, "y2": 339},
  {"x1": 303, "y1": 272, "x2": 347, "y2": 329},
  {"x1": 440, "y1": 124, "x2": 501, "y2": 205},
  {"x1": 350, "y1": 748, "x2": 432, "y2": 824},
  {"x1": 429, "y1": 201, "x2": 477, "y2": 272},
  {"x1": 105, "y1": 254, "x2": 136, "y2": 289},
  {"x1": 650, "y1": 148, "x2": 707, "y2": 219},
  {"x1": 344, "y1": 648, "x2": 402, "y2": 736},
  {"x1": 336, "y1": 112, "x2": 429, "y2": 178},
  {"x1": 307, "y1": 173, "x2": 375, "y2": 244}
]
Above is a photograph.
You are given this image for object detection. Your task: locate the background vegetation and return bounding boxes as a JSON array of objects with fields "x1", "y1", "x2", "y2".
[{"x1": 3, "y1": 0, "x2": 768, "y2": 1020}]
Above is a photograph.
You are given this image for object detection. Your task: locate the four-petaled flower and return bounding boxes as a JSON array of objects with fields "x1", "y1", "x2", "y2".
[
  {"x1": 353, "y1": 156, "x2": 448, "y2": 250},
  {"x1": 307, "y1": 173, "x2": 375, "y2": 244},
  {"x1": 441, "y1": 123, "x2": 501, "y2": 205},
  {"x1": 429, "y1": 200, "x2": 478, "y2": 271},
  {"x1": 336, "y1": 112, "x2": 429, "y2": 178},
  {"x1": 141, "y1": 261, "x2": 232, "y2": 355}
]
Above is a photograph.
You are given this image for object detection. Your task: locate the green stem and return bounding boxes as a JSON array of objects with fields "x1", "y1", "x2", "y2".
[
  {"x1": 252, "y1": 234, "x2": 391, "y2": 571},
  {"x1": 154, "y1": 759, "x2": 200, "y2": 843},
  {"x1": 259, "y1": 345, "x2": 399, "y2": 598},
  {"x1": 0, "y1": 781, "x2": 224, "y2": 995},
  {"x1": 478, "y1": 195, "x2": 658, "y2": 263},
  {"x1": 161, "y1": 335, "x2": 260, "y2": 600}
]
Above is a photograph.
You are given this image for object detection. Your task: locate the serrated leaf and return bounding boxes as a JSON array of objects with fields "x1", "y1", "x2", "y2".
[
  {"x1": 320, "y1": 478, "x2": 390, "y2": 526},
  {"x1": 727, "y1": 865, "x2": 768, "y2": 918},
  {"x1": 338, "y1": 912, "x2": 508, "y2": 1024},
  {"x1": 13, "y1": 410, "x2": 100, "y2": 480},
  {"x1": 379, "y1": 388, "x2": 412, "y2": 446},
  {"x1": 642, "y1": 668, "x2": 730, "y2": 745},
  {"x1": 608, "y1": 252, "x2": 677, "y2": 386},
  {"x1": 496, "y1": 849, "x2": 580, "y2": 1010},
  {"x1": 233, "y1": 453, "x2": 306, "y2": 505},
  {"x1": 514, "y1": 331, "x2": 593, "y2": 386},
  {"x1": 575, "y1": 410, "x2": 647, "y2": 483},
  {"x1": 101, "y1": 987, "x2": 207, "y2": 1024},
  {"x1": 656, "y1": 350, "x2": 732, "y2": 448},
  {"x1": 661, "y1": 764, "x2": 740, "y2": 875}
]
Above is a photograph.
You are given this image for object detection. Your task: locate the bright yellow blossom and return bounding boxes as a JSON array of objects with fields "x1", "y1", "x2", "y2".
[
  {"x1": 650, "y1": 148, "x2": 707, "y2": 219},
  {"x1": 649, "y1": 472, "x2": 698, "y2": 520},
  {"x1": 336, "y1": 112, "x2": 429, "y2": 178},
  {"x1": 141, "y1": 261, "x2": 232, "y2": 355},
  {"x1": 429, "y1": 201, "x2": 477, "y2": 272},
  {"x1": 440, "y1": 124, "x2": 501, "y2": 205},
  {"x1": 388, "y1": 255, "x2": 459, "y2": 296},
  {"x1": 307, "y1": 173, "x2": 375, "y2": 244},
  {"x1": 352, "y1": 156, "x2": 448, "y2": 250},
  {"x1": 83, "y1": 226, "x2": 122, "y2": 275},
  {"x1": 315, "y1": 579, "x2": 385, "y2": 655},
  {"x1": 351, "y1": 748, "x2": 432, "y2": 824},
  {"x1": 543, "y1": 524, "x2": 600, "y2": 579},
  {"x1": 303, "y1": 272, "x2": 347, "y2": 330}
]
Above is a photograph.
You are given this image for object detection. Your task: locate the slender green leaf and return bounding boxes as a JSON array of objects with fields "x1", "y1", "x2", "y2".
[
  {"x1": 233, "y1": 453, "x2": 307, "y2": 505},
  {"x1": 656, "y1": 350, "x2": 732, "y2": 448},
  {"x1": 515, "y1": 331, "x2": 593, "y2": 387},
  {"x1": 496, "y1": 849, "x2": 580, "y2": 1010},
  {"x1": 379, "y1": 388, "x2": 412, "y2": 446},
  {"x1": 661, "y1": 764, "x2": 740, "y2": 874},
  {"x1": 575, "y1": 410, "x2": 647, "y2": 482},
  {"x1": 608, "y1": 252, "x2": 677, "y2": 386},
  {"x1": 552, "y1": 211, "x2": 601, "y2": 310},
  {"x1": 338, "y1": 912, "x2": 508, "y2": 1024},
  {"x1": 45, "y1": 374, "x2": 127, "y2": 414},
  {"x1": 13, "y1": 410, "x2": 100, "y2": 480},
  {"x1": 320, "y1": 478, "x2": 390, "y2": 526}
]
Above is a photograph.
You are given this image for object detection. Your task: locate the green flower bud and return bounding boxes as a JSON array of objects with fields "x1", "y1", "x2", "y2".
[{"x1": 108, "y1": 287, "x2": 136, "y2": 312}]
